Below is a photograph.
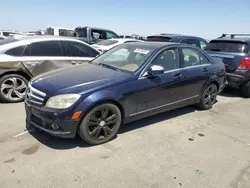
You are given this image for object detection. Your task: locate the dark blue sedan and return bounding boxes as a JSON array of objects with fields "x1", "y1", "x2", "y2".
[{"x1": 25, "y1": 42, "x2": 226, "y2": 145}]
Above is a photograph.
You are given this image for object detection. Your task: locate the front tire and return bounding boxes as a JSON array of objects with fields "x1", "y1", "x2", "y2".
[
  {"x1": 78, "y1": 103, "x2": 122, "y2": 145},
  {"x1": 197, "y1": 83, "x2": 218, "y2": 110},
  {"x1": 0, "y1": 74, "x2": 28, "y2": 103}
]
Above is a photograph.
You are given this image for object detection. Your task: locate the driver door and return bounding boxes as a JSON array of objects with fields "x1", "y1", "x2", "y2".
[{"x1": 135, "y1": 47, "x2": 184, "y2": 114}]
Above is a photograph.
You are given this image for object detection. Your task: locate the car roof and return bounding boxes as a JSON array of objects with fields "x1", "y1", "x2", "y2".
[
  {"x1": 121, "y1": 41, "x2": 179, "y2": 49},
  {"x1": 47, "y1": 27, "x2": 74, "y2": 30},
  {"x1": 148, "y1": 33, "x2": 204, "y2": 40},
  {"x1": 211, "y1": 37, "x2": 250, "y2": 43},
  {"x1": 0, "y1": 36, "x2": 92, "y2": 51},
  {"x1": 75, "y1": 26, "x2": 116, "y2": 33}
]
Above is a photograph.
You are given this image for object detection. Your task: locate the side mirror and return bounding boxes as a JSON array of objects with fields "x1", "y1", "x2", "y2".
[{"x1": 147, "y1": 65, "x2": 164, "y2": 76}]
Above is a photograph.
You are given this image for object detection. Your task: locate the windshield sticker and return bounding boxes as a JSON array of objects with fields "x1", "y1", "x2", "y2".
[{"x1": 134, "y1": 49, "x2": 150, "y2": 55}]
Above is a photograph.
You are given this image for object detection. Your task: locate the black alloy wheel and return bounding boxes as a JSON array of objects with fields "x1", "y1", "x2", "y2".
[
  {"x1": 78, "y1": 103, "x2": 122, "y2": 145},
  {"x1": 197, "y1": 83, "x2": 218, "y2": 110}
]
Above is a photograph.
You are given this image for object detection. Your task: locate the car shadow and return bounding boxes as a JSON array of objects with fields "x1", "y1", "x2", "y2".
[
  {"x1": 27, "y1": 105, "x2": 197, "y2": 150},
  {"x1": 219, "y1": 87, "x2": 243, "y2": 98}
]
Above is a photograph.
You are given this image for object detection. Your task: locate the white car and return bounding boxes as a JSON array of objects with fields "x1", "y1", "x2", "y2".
[
  {"x1": 0, "y1": 36, "x2": 100, "y2": 102},
  {"x1": 91, "y1": 38, "x2": 143, "y2": 53}
]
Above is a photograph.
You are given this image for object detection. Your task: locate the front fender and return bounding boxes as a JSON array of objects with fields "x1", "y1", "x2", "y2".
[{"x1": 74, "y1": 89, "x2": 124, "y2": 117}]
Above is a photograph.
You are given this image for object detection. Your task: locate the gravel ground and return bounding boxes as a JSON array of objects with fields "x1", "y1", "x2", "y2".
[{"x1": 0, "y1": 88, "x2": 250, "y2": 188}]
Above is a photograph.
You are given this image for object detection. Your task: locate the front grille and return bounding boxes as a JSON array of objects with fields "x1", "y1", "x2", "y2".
[{"x1": 26, "y1": 85, "x2": 46, "y2": 107}]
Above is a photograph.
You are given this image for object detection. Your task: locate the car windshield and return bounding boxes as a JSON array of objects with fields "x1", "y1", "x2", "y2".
[
  {"x1": 95, "y1": 40, "x2": 118, "y2": 46},
  {"x1": 204, "y1": 40, "x2": 249, "y2": 53},
  {"x1": 90, "y1": 44, "x2": 155, "y2": 72}
]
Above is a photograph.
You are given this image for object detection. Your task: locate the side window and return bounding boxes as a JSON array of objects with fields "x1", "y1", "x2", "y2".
[
  {"x1": 199, "y1": 39, "x2": 208, "y2": 49},
  {"x1": 65, "y1": 41, "x2": 99, "y2": 57},
  {"x1": 5, "y1": 45, "x2": 26, "y2": 56},
  {"x1": 181, "y1": 48, "x2": 210, "y2": 67},
  {"x1": 150, "y1": 48, "x2": 179, "y2": 71},
  {"x1": 106, "y1": 31, "x2": 119, "y2": 39},
  {"x1": 185, "y1": 39, "x2": 199, "y2": 47},
  {"x1": 25, "y1": 41, "x2": 64, "y2": 56},
  {"x1": 91, "y1": 29, "x2": 106, "y2": 40}
]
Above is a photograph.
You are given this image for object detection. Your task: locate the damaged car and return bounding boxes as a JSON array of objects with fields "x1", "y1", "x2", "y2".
[{"x1": 0, "y1": 36, "x2": 100, "y2": 102}]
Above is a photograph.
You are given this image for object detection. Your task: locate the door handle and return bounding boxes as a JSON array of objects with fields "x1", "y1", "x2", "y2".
[
  {"x1": 203, "y1": 67, "x2": 209, "y2": 72},
  {"x1": 173, "y1": 73, "x2": 183, "y2": 80}
]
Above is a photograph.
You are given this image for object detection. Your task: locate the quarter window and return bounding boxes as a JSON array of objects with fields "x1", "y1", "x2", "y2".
[
  {"x1": 150, "y1": 48, "x2": 179, "y2": 71},
  {"x1": 181, "y1": 48, "x2": 210, "y2": 67},
  {"x1": 65, "y1": 41, "x2": 99, "y2": 57},
  {"x1": 199, "y1": 40, "x2": 208, "y2": 49},
  {"x1": 24, "y1": 41, "x2": 64, "y2": 56}
]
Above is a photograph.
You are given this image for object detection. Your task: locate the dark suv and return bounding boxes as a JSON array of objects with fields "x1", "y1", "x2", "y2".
[
  {"x1": 204, "y1": 34, "x2": 250, "y2": 97},
  {"x1": 147, "y1": 34, "x2": 208, "y2": 49}
]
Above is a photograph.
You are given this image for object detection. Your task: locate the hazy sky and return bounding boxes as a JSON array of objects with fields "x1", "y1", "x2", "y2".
[{"x1": 1, "y1": 0, "x2": 250, "y2": 39}]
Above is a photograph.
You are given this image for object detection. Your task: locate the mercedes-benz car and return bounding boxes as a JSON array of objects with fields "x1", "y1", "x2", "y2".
[
  {"x1": 0, "y1": 36, "x2": 100, "y2": 102},
  {"x1": 25, "y1": 42, "x2": 225, "y2": 145}
]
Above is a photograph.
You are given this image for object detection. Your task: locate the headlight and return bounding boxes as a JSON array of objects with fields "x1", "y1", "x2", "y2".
[{"x1": 45, "y1": 94, "x2": 81, "y2": 109}]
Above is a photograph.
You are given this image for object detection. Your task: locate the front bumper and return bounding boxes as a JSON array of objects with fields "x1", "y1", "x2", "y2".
[{"x1": 25, "y1": 103, "x2": 80, "y2": 138}]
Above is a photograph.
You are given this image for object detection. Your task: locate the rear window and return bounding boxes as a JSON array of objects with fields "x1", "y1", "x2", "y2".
[
  {"x1": 204, "y1": 40, "x2": 249, "y2": 53},
  {"x1": 95, "y1": 40, "x2": 118, "y2": 46},
  {"x1": 59, "y1": 29, "x2": 75, "y2": 37},
  {"x1": 147, "y1": 36, "x2": 172, "y2": 42},
  {"x1": 0, "y1": 38, "x2": 18, "y2": 45},
  {"x1": 75, "y1": 27, "x2": 87, "y2": 37}
]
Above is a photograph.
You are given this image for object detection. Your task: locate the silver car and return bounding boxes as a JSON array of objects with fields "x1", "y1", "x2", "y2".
[{"x1": 0, "y1": 36, "x2": 100, "y2": 102}]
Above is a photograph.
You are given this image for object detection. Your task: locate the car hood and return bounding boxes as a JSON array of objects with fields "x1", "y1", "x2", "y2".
[{"x1": 31, "y1": 63, "x2": 132, "y2": 96}]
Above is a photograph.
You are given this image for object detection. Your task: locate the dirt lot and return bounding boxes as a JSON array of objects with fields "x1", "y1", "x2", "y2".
[{"x1": 0, "y1": 88, "x2": 250, "y2": 188}]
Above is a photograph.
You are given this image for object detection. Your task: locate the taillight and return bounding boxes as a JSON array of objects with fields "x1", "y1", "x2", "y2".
[{"x1": 237, "y1": 57, "x2": 250, "y2": 70}]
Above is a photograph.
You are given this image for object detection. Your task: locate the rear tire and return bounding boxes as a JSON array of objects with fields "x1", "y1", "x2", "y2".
[
  {"x1": 0, "y1": 74, "x2": 28, "y2": 103},
  {"x1": 197, "y1": 83, "x2": 218, "y2": 110},
  {"x1": 240, "y1": 81, "x2": 250, "y2": 98},
  {"x1": 78, "y1": 103, "x2": 122, "y2": 145}
]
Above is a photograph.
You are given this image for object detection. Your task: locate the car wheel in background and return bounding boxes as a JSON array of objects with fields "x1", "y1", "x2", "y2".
[
  {"x1": 197, "y1": 83, "x2": 218, "y2": 110},
  {"x1": 78, "y1": 103, "x2": 122, "y2": 145},
  {"x1": 0, "y1": 74, "x2": 28, "y2": 103},
  {"x1": 240, "y1": 81, "x2": 250, "y2": 98}
]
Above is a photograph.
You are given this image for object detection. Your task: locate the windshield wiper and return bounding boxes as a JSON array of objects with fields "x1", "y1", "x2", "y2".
[{"x1": 98, "y1": 63, "x2": 120, "y2": 71}]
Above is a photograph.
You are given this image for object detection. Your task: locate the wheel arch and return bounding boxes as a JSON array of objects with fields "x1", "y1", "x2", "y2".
[
  {"x1": 0, "y1": 70, "x2": 31, "y2": 81},
  {"x1": 79, "y1": 98, "x2": 125, "y2": 124}
]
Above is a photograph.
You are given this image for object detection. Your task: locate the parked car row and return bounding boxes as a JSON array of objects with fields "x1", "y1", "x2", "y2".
[{"x1": 0, "y1": 31, "x2": 249, "y2": 145}]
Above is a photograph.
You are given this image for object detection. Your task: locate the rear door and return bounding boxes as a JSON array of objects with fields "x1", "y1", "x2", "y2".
[
  {"x1": 21, "y1": 40, "x2": 73, "y2": 76},
  {"x1": 179, "y1": 47, "x2": 211, "y2": 100},
  {"x1": 204, "y1": 40, "x2": 249, "y2": 73}
]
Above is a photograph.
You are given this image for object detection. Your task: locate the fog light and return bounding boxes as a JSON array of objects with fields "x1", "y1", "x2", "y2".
[{"x1": 52, "y1": 123, "x2": 59, "y2": 130}]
